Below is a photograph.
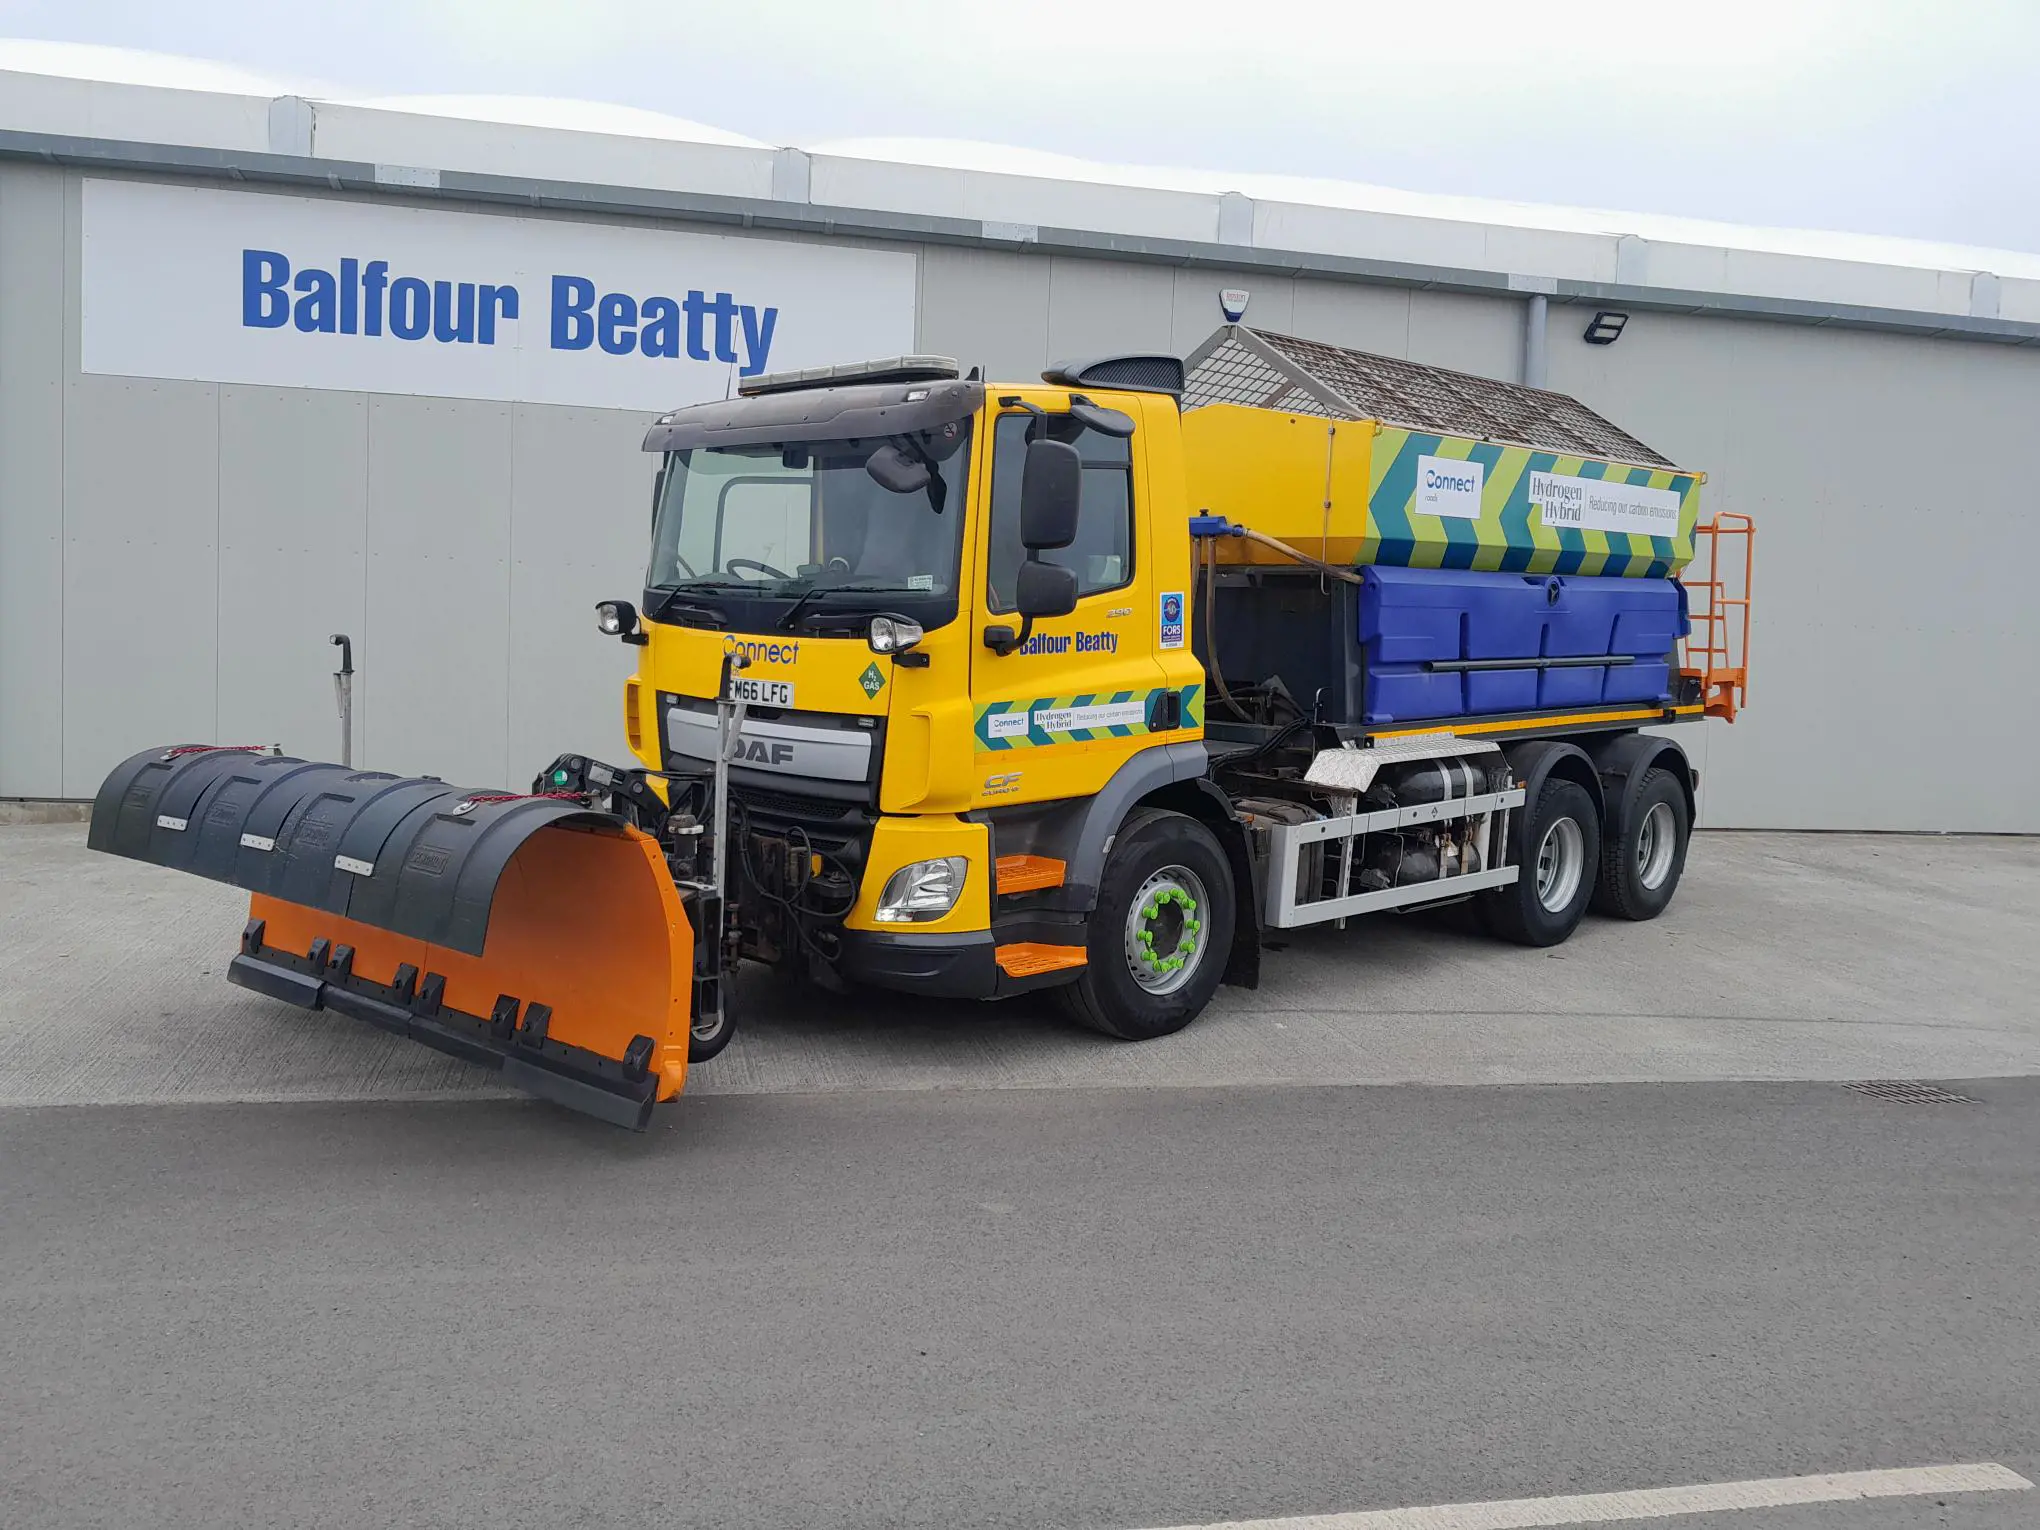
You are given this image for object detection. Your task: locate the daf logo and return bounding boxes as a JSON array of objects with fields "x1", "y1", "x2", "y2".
[{"x1": 735, "y1": 739, "x2": 795, "y2": 766}]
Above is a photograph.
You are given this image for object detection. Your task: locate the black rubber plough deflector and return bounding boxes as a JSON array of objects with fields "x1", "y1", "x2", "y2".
[{"x1": 88, "y1": 746, "x2": 629, "y2": 956}]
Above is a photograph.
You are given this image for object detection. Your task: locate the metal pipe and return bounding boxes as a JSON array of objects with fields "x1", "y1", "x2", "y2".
[
  {"x1": 1523, "y1": 293, "x2": 1549, "y2": 389},
  {"x1": 1425, "y1": 654, "x2": 1636, "y2": 673},
  {"x1": 711, "y1": 654, "x2": 750, "y2": 904},
  {"x1": 329, "y1": 634, "x2": 354, "y2": 768}
]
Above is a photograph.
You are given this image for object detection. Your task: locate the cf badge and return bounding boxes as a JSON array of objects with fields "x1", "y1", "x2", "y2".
[{"x1": 982, "y1": 772, "x2": 1023, "y2": 799}]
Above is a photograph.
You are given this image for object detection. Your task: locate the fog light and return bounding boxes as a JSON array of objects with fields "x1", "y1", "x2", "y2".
[
  {"x1": 873, "y1": 856, "x2": 967, "y2": 922},
  {"x1": 868, "y1": 615, "x2": 924, "y2": 654}
]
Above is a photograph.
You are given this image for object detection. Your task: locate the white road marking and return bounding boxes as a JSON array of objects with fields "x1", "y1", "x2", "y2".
[{"x1": 1139, "y1": 1463, "x2": 2032, "y2": 1530}]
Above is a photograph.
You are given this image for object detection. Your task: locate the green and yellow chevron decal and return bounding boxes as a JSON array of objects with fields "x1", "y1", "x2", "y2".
[
  {"x1": 975, "y1": 684, "x2": 1204, "y2": 751},
  {"x1": 1363, "y1": 428, "x2": 1699, "y2": 578}
]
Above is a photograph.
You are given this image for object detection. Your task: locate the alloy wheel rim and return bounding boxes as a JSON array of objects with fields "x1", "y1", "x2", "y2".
[
  {"x1": 1636, "y1": 800, "x2": 1677, "y2": 890},
  {"x1": 1535, "y1": 817, "x2": 1585, "y2": 912},
  {"x1": 1124, "y1": 865, "x2": 1209, "y2": 996}
]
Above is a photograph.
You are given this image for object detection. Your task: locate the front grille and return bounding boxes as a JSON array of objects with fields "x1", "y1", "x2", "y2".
[{"x1": 734, "y1": 785, "x2": 866, "y2": 827}]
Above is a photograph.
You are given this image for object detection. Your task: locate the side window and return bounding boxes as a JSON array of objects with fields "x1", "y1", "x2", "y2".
[{"x1": 986, "y1": 413, "x2": 1134, "y2": 612}]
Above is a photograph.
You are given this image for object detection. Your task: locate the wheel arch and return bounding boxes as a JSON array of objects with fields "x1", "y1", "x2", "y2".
[
  {"x1": 1581, "y1": 731, "x2": 1696, "y2": 842},
  {"x1": 1499, "y1": 738, "x2": 1605, "y2": 826}
]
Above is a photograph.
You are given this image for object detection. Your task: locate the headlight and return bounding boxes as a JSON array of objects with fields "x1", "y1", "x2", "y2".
[
  {"x1": 868, "y1": 615, "x2": 924, "y2": 654},
  {"x1": 596, "y1": 599, "x2": 638, "y2": 637},
  {"x1": 873, "y1": 856, "x2": 967, "y2": 923}
]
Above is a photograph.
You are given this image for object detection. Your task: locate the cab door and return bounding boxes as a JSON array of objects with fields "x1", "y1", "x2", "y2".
[{"x1": 966, "y1": 396, "x2": 1170, "y2": 809}]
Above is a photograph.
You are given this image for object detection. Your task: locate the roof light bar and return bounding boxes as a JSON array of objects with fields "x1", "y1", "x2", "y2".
[{"x1": 738, "y1": 354, "x2": 961, "y2": 397}]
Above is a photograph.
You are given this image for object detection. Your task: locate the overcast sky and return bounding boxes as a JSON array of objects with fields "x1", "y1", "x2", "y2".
[{"x1": 5, "y1": 0, "x2": 2037, "y2": 253}]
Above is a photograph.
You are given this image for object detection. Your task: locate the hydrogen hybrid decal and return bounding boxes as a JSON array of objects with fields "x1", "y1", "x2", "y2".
[
  {"x1": 975, "y1": 686, "x2": 1206, "y2": 750},
  {"x1": 1530, "y1": 470, "x2": 1682, "y2": 538},
  {"x1": 81, "y1": 179, "x2": 918, "y2": 411}
]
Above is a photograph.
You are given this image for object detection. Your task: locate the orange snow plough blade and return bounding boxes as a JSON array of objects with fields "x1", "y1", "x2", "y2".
[{"x1": 89, "y1": 746, "x2": 696, "y2": 1128}]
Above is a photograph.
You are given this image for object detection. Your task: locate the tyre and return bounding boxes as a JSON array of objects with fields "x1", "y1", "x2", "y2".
[
  {"x1": 1055, "y1": 808, "x2": 1235, "y2": 1041},
  {"x1": 687, "y1": 1001, "x2": 737, "y2": 1063},
  {"x1": 1590, "y1": 767, "x2": 1689, "y2": 921},
  {"x1": 1481, "y1": 777, "x2": 1600, "y2": 947}
]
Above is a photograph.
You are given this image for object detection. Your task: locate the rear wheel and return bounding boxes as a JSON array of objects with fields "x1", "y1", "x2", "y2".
[
  {"x1": 1056, "y1": 808, "x2": 1235, "y2": 1041},
  {"x1": 1591, "y1": 767, "x2": 1689, "y2": 920},
  {"x1": 1481, "y1": 777, "x2": 1600, "y2": 947}
]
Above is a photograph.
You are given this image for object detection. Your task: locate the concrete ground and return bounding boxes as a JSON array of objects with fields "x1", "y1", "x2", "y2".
[
  {"x1": 6, "y1": 1083, "x2": 2038, "y2": 1530},
  {"x1": 3, "y1": 823, "x2": 2038, "y2": 1530},
  {"x1": 4, "y1": 825, "x2": 2039, "y2": 1108}
]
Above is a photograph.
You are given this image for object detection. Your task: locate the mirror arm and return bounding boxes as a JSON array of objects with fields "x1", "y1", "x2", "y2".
[{"x1": 982, "y1": 613, "x2": 1034, "y2": 657}]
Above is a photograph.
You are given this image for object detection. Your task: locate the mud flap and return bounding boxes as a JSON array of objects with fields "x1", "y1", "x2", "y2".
[{"x1": 89, "y1": 746, "x2": 695, "y2": 1129}]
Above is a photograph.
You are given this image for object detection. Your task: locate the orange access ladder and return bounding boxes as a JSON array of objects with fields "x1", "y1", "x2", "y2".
[{"x1": 1681, "y1": 512, "x2": 1754, "y2": 721}]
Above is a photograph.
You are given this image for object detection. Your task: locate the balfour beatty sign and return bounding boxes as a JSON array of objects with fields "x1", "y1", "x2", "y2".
[{"x1": 81, "y1": 179, "x2": 918, "y2": 412}]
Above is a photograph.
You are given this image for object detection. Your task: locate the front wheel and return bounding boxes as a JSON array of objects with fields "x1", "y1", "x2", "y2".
[
  {"x1": 687, "y1": 1003, "x2": 736, "y2": 1063},
  {"x1": 1055, "y1": 808, "x2": 1235, "y2": 1041},
  {"x1": 1481, "y1": 777, "x2": 1600, "y2": 947}
]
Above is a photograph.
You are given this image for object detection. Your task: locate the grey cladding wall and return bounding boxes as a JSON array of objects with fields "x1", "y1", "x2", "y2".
[{"x1": 1552, "y1": 311, "x2": 2040, "y2": 831}]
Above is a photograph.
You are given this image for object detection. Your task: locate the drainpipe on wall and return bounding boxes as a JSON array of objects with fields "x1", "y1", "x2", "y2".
[
  {"x1": 1522, "y1": 293, "x2": 1549, "y2": 390},
  {"x1": 1508, "y1": 274, "x2": 1556, "y2": 390}
]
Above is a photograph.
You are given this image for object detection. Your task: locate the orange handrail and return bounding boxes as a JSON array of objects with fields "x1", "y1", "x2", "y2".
[{"x1": 1680, "y1": 513, "x2": 1754, "y2": 721}]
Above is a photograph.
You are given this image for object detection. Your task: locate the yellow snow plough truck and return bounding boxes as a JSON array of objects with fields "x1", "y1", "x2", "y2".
[{"x1": 90, "y1": 323, "x2": 1752, "y2": 1129}]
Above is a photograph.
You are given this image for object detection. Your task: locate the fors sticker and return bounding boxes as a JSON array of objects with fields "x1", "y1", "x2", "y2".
[{"x1": 1159, "y1": 590, "x2": 1185, "y2": 650}]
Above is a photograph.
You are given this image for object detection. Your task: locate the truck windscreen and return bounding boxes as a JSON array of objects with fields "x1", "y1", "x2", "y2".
[{"x1": 645, "y1": 424, "x2": 974, "y2": 633}]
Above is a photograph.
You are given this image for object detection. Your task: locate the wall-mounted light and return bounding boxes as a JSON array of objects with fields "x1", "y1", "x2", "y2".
[{"x1": 1583, "y1": 310, "x2": 1629, "y2": 345}]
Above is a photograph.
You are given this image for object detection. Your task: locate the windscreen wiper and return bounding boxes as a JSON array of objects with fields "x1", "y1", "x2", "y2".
[
  {"x1": 784, "y1": 584, "x2": 921, "y2": 632},
  {"x1": 775, "y1": 582, "x2": 835, "y2": 632},
  {"x1": 644, "y1": 588, "x2": 728, "y2": 628}
]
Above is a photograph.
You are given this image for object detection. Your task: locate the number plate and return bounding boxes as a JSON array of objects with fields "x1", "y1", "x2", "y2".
[{"x1": 729, "y1": 676, "x2": 793, "y2": 708}]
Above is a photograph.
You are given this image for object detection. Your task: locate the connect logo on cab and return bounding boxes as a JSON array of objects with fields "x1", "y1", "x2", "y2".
[{"x1": 239, "y1": 250, "x2": 782, "y2": 376}]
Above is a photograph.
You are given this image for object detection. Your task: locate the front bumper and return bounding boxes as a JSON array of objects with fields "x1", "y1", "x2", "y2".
[
  {"x1": 838, "y1": 929, "x2": 1000, "y2": 999},
  {"x1": 837, "y1": 905, "x2": 1094, "y2": 999}
]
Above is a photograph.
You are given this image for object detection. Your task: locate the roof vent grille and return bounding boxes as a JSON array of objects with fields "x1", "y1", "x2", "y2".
[
  {"x1": 1041, "y1": 354, "x2": 1186, "y2": 397},
  {"x1": 1183, "y1": 325, "x2": 1674, "y2": 465}
]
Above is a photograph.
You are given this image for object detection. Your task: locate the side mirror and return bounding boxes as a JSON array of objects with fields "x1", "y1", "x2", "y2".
[
  {"x1": 1020, "y1": 438, "x2": 1081, "y2": 550},
  {"x1": 985, "y1": 559, "x2": 1080, "y2": 656},
  {"x1": 1067, "y1": 401, "x2": 1135, "y2": 439},
  {"x1": 866, "y1": 442, "x2": 932, "y2": 496},
  {"x1": 1014, "y1": 560, "x2": 1078, "y2": 620}
]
